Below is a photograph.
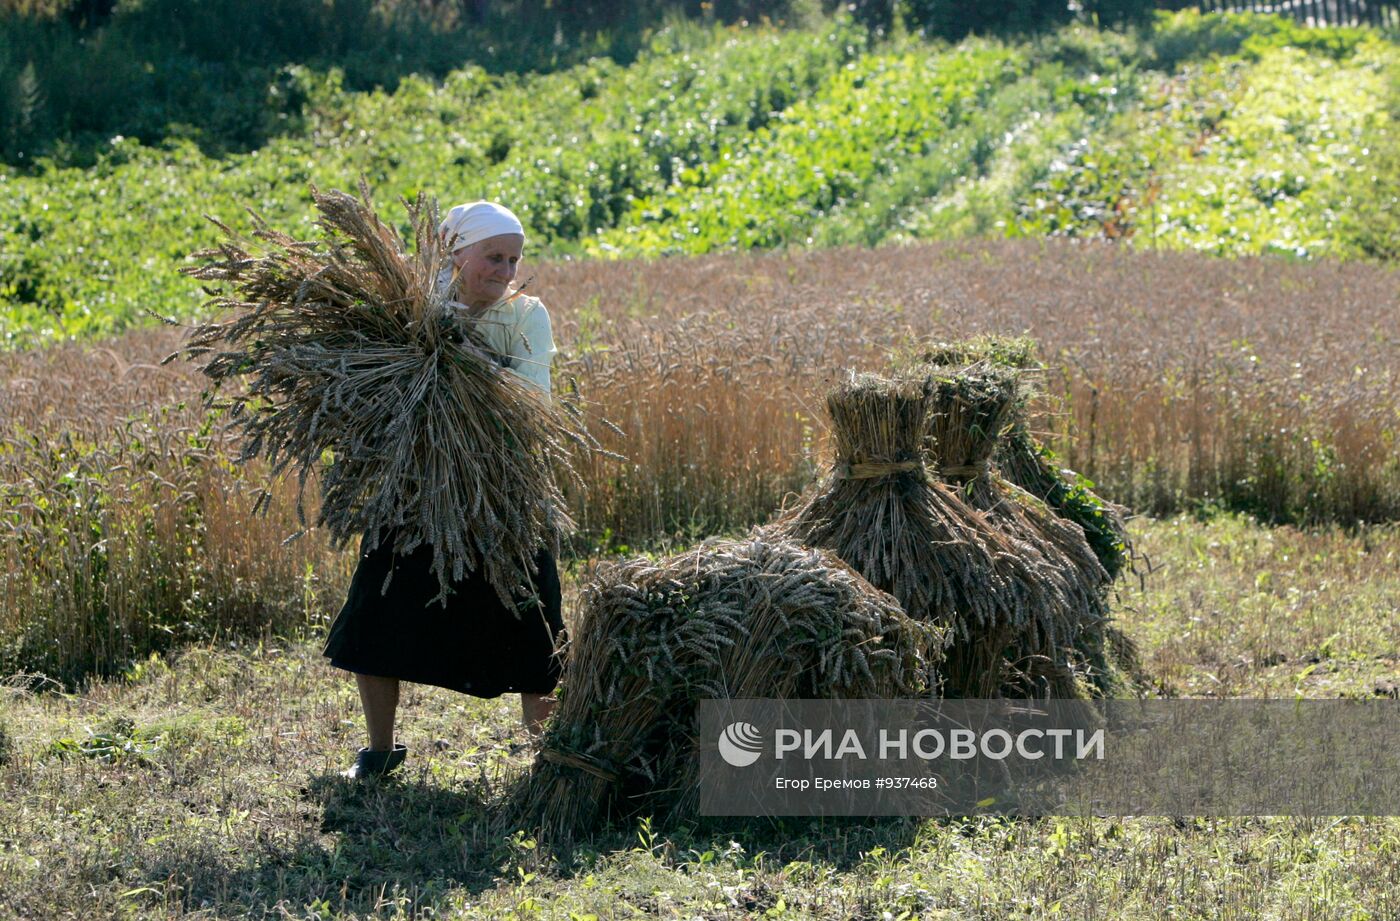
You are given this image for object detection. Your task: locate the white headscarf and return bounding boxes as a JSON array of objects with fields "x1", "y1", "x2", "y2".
[{"x1": 438, "y1": 201, "x2": 525, "y2": 253}]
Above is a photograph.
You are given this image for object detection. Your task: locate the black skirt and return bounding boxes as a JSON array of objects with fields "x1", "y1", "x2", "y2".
[{"x1": 323, "y1": 531, "x2": 565, "y2": 698}]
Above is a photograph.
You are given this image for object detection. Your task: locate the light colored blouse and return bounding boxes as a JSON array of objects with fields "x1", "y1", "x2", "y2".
[{"x1": 439, "y1": 270, "x2": 557, "y2": 400}]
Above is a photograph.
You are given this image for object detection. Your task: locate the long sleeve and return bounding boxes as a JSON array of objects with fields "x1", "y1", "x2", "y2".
[
  {"x1": 503, "y1": 298, "x2": 557, "y2": 401},
  {"x1": 447, "y1": 294, "x2": 557, "y2": 402}
]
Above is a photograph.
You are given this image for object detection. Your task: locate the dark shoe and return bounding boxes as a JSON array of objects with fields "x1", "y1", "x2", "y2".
[{"x1": 341, "y1": 743, "x2": 407, "y2": 780}]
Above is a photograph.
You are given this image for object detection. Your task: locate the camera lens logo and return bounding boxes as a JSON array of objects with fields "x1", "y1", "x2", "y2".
[{"x1": 718, "y1": 721, "x2": 764, "y2": 767}]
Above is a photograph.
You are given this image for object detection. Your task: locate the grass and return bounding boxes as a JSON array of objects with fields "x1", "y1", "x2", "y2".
[
  {"x1": 0, "y1": 515, "x2": 1397, "y2": 920},
  {"x1": 1124, "y1": 514, "x2": 1400, "y2": 700}
]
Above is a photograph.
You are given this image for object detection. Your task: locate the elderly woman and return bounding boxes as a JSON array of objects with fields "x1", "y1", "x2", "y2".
[{"x1": 322, "y1": 201, "x2": 564, "y2": 780}]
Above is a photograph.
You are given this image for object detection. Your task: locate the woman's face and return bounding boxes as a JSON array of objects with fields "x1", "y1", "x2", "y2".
[{"x1": 451, "y1": 233, "x2": 525, "y2": 309}]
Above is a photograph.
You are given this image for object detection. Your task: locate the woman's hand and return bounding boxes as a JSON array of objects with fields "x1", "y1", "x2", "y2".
[
  {"x1": 455, "y1": 337, "x2": 493, "y2": 364},
  {"x1": 450, "y1": 332, "x2": 505, "y2": 372}
]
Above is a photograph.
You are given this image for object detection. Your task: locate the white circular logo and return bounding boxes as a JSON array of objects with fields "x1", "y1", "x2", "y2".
[{"x1": 718, "y1": 721, "x2": 764, "y2": 767}]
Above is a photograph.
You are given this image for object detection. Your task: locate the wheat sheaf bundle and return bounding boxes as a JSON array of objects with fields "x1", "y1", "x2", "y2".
[
  {"x1": 770, "y1": 372, "x2": 1043, "y2": 698},
  {"x1": 169, "y1": 183, "x2": 595, "y2": 606},
  {"x1": 508, "y1": 533, "x2": 939, "y2": 843},
  {"x1": 911, "y1": 338, "x2": 1143, "y2": 693},
  {"x1": 915, "y1": 336, "x2": 1133, "y2": 584},
  {"x1": 916, "y1": 366, "x2": 1111, "y2": 699}
]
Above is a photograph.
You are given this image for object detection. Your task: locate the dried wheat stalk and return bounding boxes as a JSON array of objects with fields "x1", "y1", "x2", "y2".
[
  {"x1": 167, "y1": 182, "x2": 601, "y2": 606},
  {"x1": 912, "y1": 334, "x2": 1133, "y2": 583},
  {"x1": 921, "y1": 364, "x2": 1114, "y2": 699},
  {"x1": 771, "y1": 372, "x2": 1041, "y2": 697},
  {"x1": 507, "y1": 532, "x2": 940, "y2": 843}
]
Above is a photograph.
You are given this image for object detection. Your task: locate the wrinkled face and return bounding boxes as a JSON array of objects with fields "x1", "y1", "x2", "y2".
[{"x1": 450, "y1": 233, "x2": 525, "y2": 309}]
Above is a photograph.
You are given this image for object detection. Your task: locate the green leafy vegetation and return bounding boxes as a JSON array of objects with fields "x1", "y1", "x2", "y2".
[
  {"x1": 0, "y1": 0, "x2": 810, "y2": 168},
  {"x1": 0, "y1": 20, "x2": 868, "y2": 344},
  {"x1": 1015, "y1": 29, "x2": 1395, "y2": 258},
  {"x1": 1, "y1": 10, "x2": 1395, "y2": 347},
  {"x1": 46, "y1": 714, "x2": 166, "y2": 764},
  {"x1": 1334, "y1": 46, "x2": 1400, "y2": 260},
  {"x1": 587, "y1": 41, "x2": 1030, "y2": 254}
]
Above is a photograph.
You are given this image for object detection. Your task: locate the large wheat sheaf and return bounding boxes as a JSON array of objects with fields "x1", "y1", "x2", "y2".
[
  {"x1": 508, "y1": 532, "x2": 940, "y2": 843},
  {"x1": 168, "y1": 183, "x2": 598, "y2": 606},
  {"x1": 770, "y1": 372, "x2": 1039, "y2": 697}
]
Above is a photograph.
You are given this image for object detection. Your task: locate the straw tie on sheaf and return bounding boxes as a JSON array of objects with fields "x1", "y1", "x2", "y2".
[
  {"x1": 834, "y1": 460, "x2": 989, "y2": 480},
  {"x1": 835, "y1": 460, "x2": 921, "y2": 479},
  {"x1": 935, "y1": 463, "x2": 989, "y2": 480}
]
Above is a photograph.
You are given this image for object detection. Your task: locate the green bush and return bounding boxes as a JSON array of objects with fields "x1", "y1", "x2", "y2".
[
  {"x1": 1082, "y1": 0, "x2": 1157, "y2": 28},
  {"x1": 0, "y1": 0, "x2": 807, "y2": 168},
  {"x1": 1013, "y1": 29, "x2": 1395, "y2": 259},
  {"x1": 1334, "y1": 54, "x2": 1400, "y2": 260},
  {"x1": 1148, "y1": 8, "x2": 1371, "y2": 70}
]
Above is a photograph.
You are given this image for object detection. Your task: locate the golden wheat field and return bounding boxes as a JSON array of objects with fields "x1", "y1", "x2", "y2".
[{"x1": 2, "y1": 237, "x2": 1397, "y2": 682}]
